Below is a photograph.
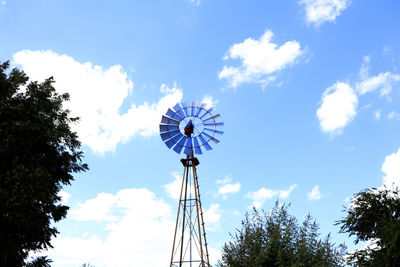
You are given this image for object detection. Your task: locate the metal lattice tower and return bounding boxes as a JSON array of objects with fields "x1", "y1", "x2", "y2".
[{"x1": 160, "y1": 102, "x2": 224, "y2": 267}]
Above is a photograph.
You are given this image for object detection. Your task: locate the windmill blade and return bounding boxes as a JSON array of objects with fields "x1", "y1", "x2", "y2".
[
  {"x1": 173, "y1": 103, "x2": 186, "y2": 119},
  {"x1": 200, "y1": 107, "x2": 213, "y2": 119},
  {"x1": 202, "y1": 132, "x2": 220, "y2": 143},
  {"x1": 203, "y1": 114, "x2": 221, "y2": 122},
  {"x1": 160, "y1": 124, "x2": 179, "y2": 133},
  {"x1": 166, "y1": 108, "x2": 182, "y2": 121},
  {"x1": 184, "y1": 137, "x2": 193, "y2": 156},
  {"x1": 204, "y1": 128, "x2": 224, "y2": 135},
  {"x1": 181, "y1": 102, "x2": 190, "y2": 117},
  {"x1": 198, "y1": 133, "x2": 213, "y2": 151},
  {"x1": 160, "y1": 129, "x2": 180, "y2": 141},
  {"x1": 173, "y1": 136, "x2": 187, "y2": 154},
  {"x1": 161, "y1": 115, "x2": 180, "y2": 125},
  {"x1": 191, "y1": 101, "x2": 197, "y2": 116},
  {"x1": 204, "y1": 122, "x2": 224, "y2": 127},
  {"x1": 196, "y1": 103, "x2": 205, "y2": 117},
  {"x1": 193, "y1": 137, "x2": 203, "y2": 155},
  {"x1": 165, "y1": 133, "x2": 184, "y2": 149}
]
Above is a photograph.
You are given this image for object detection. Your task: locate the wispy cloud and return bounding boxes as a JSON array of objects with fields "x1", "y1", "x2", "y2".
[
  {"x1": 307, "y1": 185, "x2": 322, "y2": 200},
  {"x1": 201, "y1": 94, "x2": 219, "y2": 109},
  {"x1": 316, "y1": 56, "x2": 400, "y2": 134},
  {"x1": 187, "y1": 0, "x2": 201, "y2": 6},
  {"x1": 219, "y1": 30, "x2": 305, "y2": 89},
  {"x1": 13, "y1": 50, "x2": 183, "y2": 154},
  {"x1": 216, "y1": 176, "x2": 241, "y2": 199},
  {"x1": 246, "y1": 184, "x2": 297, "y2": 208},
  {"x1": 299, "y1": 0, "x2": 350, "y2": 27}
]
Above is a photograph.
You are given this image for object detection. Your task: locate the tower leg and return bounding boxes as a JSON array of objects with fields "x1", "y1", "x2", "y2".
[{"x1": 170, "y1": 156, "x2": 210, "y2": 267}]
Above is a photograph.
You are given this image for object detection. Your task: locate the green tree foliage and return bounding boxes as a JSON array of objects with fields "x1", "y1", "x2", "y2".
[
  {"x1": 0, "y1": 61, "x2": 88, "y2": 266},
  {"x1": 337, "y1": 187, "x2": 400, "y2": 266},
  {"x1": 218, "y1": 201, "x2": 347, "y2": 267}
]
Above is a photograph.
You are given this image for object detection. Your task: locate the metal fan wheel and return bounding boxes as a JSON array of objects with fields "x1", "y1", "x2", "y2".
[{"x1": 159, "y1": 102, "x2": 224, "y2": 156}]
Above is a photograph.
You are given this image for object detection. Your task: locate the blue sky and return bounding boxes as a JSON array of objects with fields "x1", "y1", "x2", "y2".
[{"x1": 2, "y1": 0, "x2": 400, "y2": 266}]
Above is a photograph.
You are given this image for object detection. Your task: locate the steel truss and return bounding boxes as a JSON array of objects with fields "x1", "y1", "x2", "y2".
[{"x1": 170, "y1": 156, "x2": 210, "y2": 267}]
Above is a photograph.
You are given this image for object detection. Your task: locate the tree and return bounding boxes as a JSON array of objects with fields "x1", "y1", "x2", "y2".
[
  {"x1": 0, "y1": 61, "x2": 88, "y2": 266},
  {"x1": 337, "y1": 187, "x2": 400, "y2": 266},
  {"x1": 218, "y1": 201, "x2": 347, "y2": 267}
]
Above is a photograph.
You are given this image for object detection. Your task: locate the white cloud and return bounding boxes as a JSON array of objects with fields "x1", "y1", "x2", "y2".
[
  {"x1": 317, "y1": 82, "x2": 358, "y2": 134},
  {"x1": 381, "y1": 147, "x2": 400, "y2": 188},
  {"x1": 216, "y1": 176, "x2": 241, "y2": 199},
  {"x1": 299, "y1": 0, "x2": 350, "y2": 27},
  {"x1": 246, "y1": 184, "x2": 297, "y2": 208},
  {"x1": 218, "y1": 182, "x2": 241, "y2": 196},
  {"x1": 45, "y1": 188, "x2": 223, "y2": 266},
  {"x1": 317, "y1": 56, "x2": 400, "y2": 134},
  {"x1": 163, "y1": 172, "x2": 182, "y2": 200},
  {"x1": 70, "y1": 192, "x2": 118, "y2": 222},
  {"x1": 374, "y1": 109, "x2": 382, "y2": 120},
  {"x1": 13, "y1": 50, "x2": 183, "y2": 154},
  {"x1": 219, "y1": 30, "x2": 304, "y2": 88},
  {"x1": 357, "y1": 72, "x2": 400, "y2": 96},
  {"x1": 1, "y1": 1, "x2": 6, "y2": 6},
  {"x1": 187, "y1": 0, "x2": 201, "y2": 6},
  {"x1": 387, "y1": 111, "x2": 400, "y2": 120},
  {"x1": 204, "y1": 204, "x2": 222, "y2": 231},
  {"x1": 47, "y1": 188, "x2": 174, "y2": 266},
  {"x1": 216, "y1": 177, "x2": 232, "y2": 184},
  {"x1": 201, "y1": 94, "x2": 219, "y2": 109},
  {"x1": 279, "y1": 184, "x2": 298, "y2": 199},
  {"x1": 58, "y1": 191, "x2": 71, "y2": 205},
  {"x1": 307, "y1": 185, "x2": 322, "y2": 200}
]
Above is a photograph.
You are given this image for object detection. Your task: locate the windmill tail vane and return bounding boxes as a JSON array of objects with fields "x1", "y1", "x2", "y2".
[
  {"x1": 160, "y1": 101, "x2": 224, "y2": 267},
  {"x1": 159, "y1": 101, "x2": 224, "y2": 156}
]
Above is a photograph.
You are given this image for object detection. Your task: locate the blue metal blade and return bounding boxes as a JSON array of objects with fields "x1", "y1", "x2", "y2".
[
  {"x1": 204, "y1": 122, "x2": 224, "y2": 127},
  {"x1": 193, "y1": 137, "x2": 203, "y2": 155},
  {"x1": 166, "y1": 109, "x2": 182, "y2": 121},
  {"x1": 173, "y1": 103, "x2": 186, "y2": 119},
  {"x1": 202, "y1": 132, "x2": 220, "y2": 143},
  {"x1": 161, "y1": 115, "x2": 180, "y2": 125},
  {"x1": 196, "y1": 103, "x2": 205, "y2": 117},
  {"x1": 182, "y1": 102, "x2": 190, "y2": 117},
  {"x1": 184, "y1": 137, "x2": 193, "y2": 156},
  {"x1": 165, "y1": 133, "x2": 184, "y2": 149},
  {"x1": 203, "y1": 114, "x2": 221, "y2": 122},
  {"x1": 160, "y1": 129, "x2": 180, "y2": 141},
  {"x1": 198, "y1": 133, "x2": 213, "y2": 151},
  {"x1": 191, "y1": 101, "x2": 197, "y2": 116},
  {"x1": 204, "y1": 128, "x2": 224, "y2": 135},
  {"x1": 173, "y1": 136, "x2": 187, "y2": 154},
  {"x1": 200, "y1": 107, "x2": 213, "y2": 119},
  {"x1": 160, "y1": 124, "x2": 179, "y2": 133}
]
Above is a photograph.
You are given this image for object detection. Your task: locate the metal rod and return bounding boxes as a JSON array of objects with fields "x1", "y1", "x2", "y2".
[
  {"x1": 179, "y1": 156, "x2": 190, "y2": 266},
  {"x1": 192, "y1": 161, "x2": 205, "y2": 267},
  {"x1": 170, "y1": 165, "x2": 187, "y2": 267},
  {"x1": 194, "y1": 166, "x2": 210, "y2": 265}
]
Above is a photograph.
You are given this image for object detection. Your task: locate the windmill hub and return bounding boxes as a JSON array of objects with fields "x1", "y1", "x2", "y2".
[{"x1": 160, "y1": 102, "x2": 224, "y2": 156}]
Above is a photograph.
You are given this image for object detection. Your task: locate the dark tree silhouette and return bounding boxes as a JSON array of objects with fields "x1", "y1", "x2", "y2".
[
  {"x1": 337, "y1": 186, "x2": 400, "y2": 266},
  {"x1": 218, "y1": 201, "x2": 347, "y2": 267},
  {"x1": 0, "y1": 61, "x2": 88, "y2": 266}
]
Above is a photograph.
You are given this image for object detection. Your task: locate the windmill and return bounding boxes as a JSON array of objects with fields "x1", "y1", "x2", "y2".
[{"x1": 160, "y1": 102, "x2": 223, "y2": 267}]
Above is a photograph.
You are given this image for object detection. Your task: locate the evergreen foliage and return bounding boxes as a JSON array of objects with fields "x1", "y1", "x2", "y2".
[{"x1": 218, "y1": 201, "x2": 347, "y2": 267}]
